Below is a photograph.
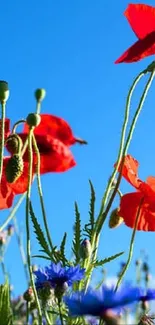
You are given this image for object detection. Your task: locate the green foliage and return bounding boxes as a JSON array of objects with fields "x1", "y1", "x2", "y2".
[
  {"x1": 83, "y1": 180, "x2": 96, "y2": 240},
  {"x1": 0, "y1": 281, "x2": 13, "y2": 325},
  {"x1": 94, "y1": 251, "x2": 124, "y2": 267},
  {"x1": 29, "y1": 201, "x2": 52, "y2": 259},
  {"x1": 72, "y1": 202, "x2": 82, "y2": 264}
]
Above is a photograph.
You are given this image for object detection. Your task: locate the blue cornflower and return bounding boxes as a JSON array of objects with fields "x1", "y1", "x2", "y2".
[
  {"x1": 64, "y1": 285, "x2": 155, "y2": 317},
  {"x1": 34, "y1": 262, "x2": 85, "y2": 291}
]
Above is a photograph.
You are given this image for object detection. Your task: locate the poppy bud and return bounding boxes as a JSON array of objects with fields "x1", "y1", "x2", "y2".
[
  {"x1": 142, "y1": 262, "x2": 149, "y2": 273},
  {"x1": 26, "y1": 113, "x2": 41, "y2": 128},
  {"x1": 5, "y1": 134, "x2": 23, "y2": 155},
  {"x1": 80, "y1": 239, "x2": 92, "y2": 259},
  {"x1": 5, "y1": 154, "x2": 24, "y2": 183},
  {"x1": 0, "y1": 81, "x2": 9, "y2": 103},
  {"x1": 109, "y1": 209, "x2": 123, "y2": 228},
  {"x1": 35, "y1": 88, "x2": 46, "y2": 102},
  {"x1": 23, "y1": 287, "x2": 34, "y2": 302},
  {"x1": 7, "y1": 224, "x2": 14, "y2": 236}
]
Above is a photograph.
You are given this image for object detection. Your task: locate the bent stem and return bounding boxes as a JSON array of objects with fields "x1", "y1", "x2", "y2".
[
  {"x1": 84, "y1": 70, "x2": 145, "y2": 291},
  {"x1": 0, "y1": 193, "x2": 26, "y2": 232},
  {"x1": 115, "y1": 199, "x2": 144, "y2": 292},
  {"x1": 32, "y1": 134, "x2": 55, "y2": 259},
  {"x1": 0, "y1": 101, "x2": 6, "y2": 183},
  {"x1": 26, "y1": 128, "x2": 43, "y2": 324},
  {"x1": 97, "y1": 68, "x2": 155, "y2": 233}
]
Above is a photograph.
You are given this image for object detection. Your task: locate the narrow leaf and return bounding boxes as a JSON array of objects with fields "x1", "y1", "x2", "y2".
[
  {"x1": 94, "y1": 251, "x2": 124, "y2": 267},
  {"x1": 72, "y1": 202, "x2": 82, "y2": 264}
]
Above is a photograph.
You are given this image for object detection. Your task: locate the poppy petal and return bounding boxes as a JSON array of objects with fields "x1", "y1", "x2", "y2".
[
  {"x1": 125, "y1": 4, "x2": 155, "y2": 39},
  {"x1": 23, "y1": 114, "x2": 76, "y2": 146},
  {"x1": 116, "y1": 154, "x2": 140, "y2": 189},
  {"x1": 115, "y1": 31, "x2": 155, "y2": 63},
  {"x1": 35, "y1": 138, "x2": 76, "y2": 174},
  {"x1": 146, "y1": 176, "x2": 155, "y2": 191},
  {"x1": 119, "y1": 192, "x2": 155, "y2": 231}
]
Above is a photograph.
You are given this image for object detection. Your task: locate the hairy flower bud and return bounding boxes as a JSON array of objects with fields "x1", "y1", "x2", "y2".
[
  {"x1": 35, "y1": 88, "x2": 46, "y2": 102},
  {"x1": 7, "y1": 224, "x2": 14, "y2": 236},
  {"x1": 5, "y1": 134, "x2": 23, "y2": 155},
  {"x1": 80, "y1": 239, "x2": 92, "y2": 259},
  {"x1": 109, "y1": 208, "x2": 123, "y2": 228},
  {"x1": 0, "y1": 81, "x2": 9, "y2": 103},
  {"x1": 26, "y1": 113, "x2": 41, "y2": 128},
  {"x1": 5, "y1": 154, "x2": 24, "y2": 183},
  {"x1": 23, "y1": 287, "x2": 34, "y2": 302}
]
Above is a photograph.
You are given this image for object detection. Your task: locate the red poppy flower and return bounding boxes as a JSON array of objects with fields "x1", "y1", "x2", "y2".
[
  {"x1": 115, "y1": 4, "x2": 155, "y2": 63},
  {"x1": 117, "y1": 155, "x2": 155, "y2": 231}
]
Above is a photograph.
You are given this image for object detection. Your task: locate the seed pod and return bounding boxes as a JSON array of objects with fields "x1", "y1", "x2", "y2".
[
  {"x1": 109, "y1": 208, "x2": 123, "y2": 228},
  {"x1": 0, "y1": 81, "x2": 9, "y2": 103},
  {"x1": 5, "y1": 134, "x2": 23, "y2": 155},
  {"x1": 35, "y1": 88, "x2": 46, "y2": 102},
  {"x1": 5, "y1": 154, "x2": 24, "y2": 183},
  {"x1": 26, "y1": 113, "x2": 41, "y2": 127}
]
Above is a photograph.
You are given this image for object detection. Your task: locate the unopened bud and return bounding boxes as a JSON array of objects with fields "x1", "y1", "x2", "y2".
[
  {"x1": 5, "y1": 134, "x2": 22, "y2": 155},
  {"x1": 26, "y1": 113, "x2": 41, "y2": 128},
  {"x1": 35, "y1": 88, "x2": 46, "y2": 102},
  {"x1": 0, "y1": 81, "x2": 9, "y2": 103},
  {"x1": 143, "y1": 262, "x2": 149, "y2": 273},
  {"x1": 54, "y1": 282, "x2": 68, "y2": 300},
  {"x1": 145, "y1": 273, "x2": 152, "y2": 284},
  {"x1": 135, "y1": 259, "x2": 142, "y2": 266},
  {"x1": 5, "y1": 154, "x2": 24, "y2": 183},
  {"x1": 80, "y1": 239, "x2": 92, "y2": 259},
  {"x1": 7, "y1": 224, "x2": 14, "y2": 236},
  {"x1": 23, "y1": 287, "x2": 34, "y2": 302},
  {"x1": 37, "y1": 281, "x2": 53, "y2": 302},
  {"x1": 109, "y1": 209, "x2": 123, "y2": 228}
]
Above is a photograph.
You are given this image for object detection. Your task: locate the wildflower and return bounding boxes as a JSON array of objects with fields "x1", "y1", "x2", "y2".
[
  {"x1": 116, "y1": 154, "x2": 155, "y2": 231},
  {"x1": 115, "y1": 4, "x2": 155, "y2": 63},
  {"x1": 0, "y1": 114, "x2": 86, "y2": 209},
  {"x1": 64, "y1": 285, "x2": 155, "y2": 317},
  {"x1": 34, "y1": 262, "x2": 85, "y2": 290}
]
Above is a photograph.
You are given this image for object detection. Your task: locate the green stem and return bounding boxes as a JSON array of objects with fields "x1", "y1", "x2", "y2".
[
  {"x1": 97, "y1": 69, "x2": 155, "y2": 233},
  {"x1": 44, "y1": 310, "x2": 51, "y2": 325},
  {"x1": 115, "y1": 199, "x2": 143, "y2": 291},
  {"x1": 36, "y1": 101, "x2": 41, "y2": 114},
  {"x1": 12, "y1": 119, "x2": 26, "y2": 133},
  {"x1": 26, "y1": 128, "x2": 43, "y2": 324},
  {"x1": 32, "y1": 134, "x2": 55, "y2": 259},
  {"x1": 58, "y1": 300, "x2": 64, "y2": 325},
  {"x1": 84, "y1": 70, "x2": 145, "y2": 291},
  {"x1": 26, "y1": 301, "x2": 30, "y2": 325},
  {"x1": 0, "y1": 101, "x2": 6, "y2": 183},
  {"x1": 13, "y1": 216, "x2": 29, "y2": 283},
  {"x1": 0, "y1": 193, "x2": 26, "y2": 232}
]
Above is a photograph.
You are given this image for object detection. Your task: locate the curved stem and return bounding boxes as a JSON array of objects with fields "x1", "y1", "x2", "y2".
[
  {"x1": 115, "y1": 199, "x2": 143, "y2": 291},
  {"x1": 26, "y1": 128, "x2": 43, "y2": 324},
  {"x1": 12, "y1": 119, "x2": 26, "y2": 134},
  {"x1": 97, "y1": 69, "x2": 155, "y2": 233},
  {"x1": 0, "y1": 193, "x2": 26, "y2": 232},
  {"x1": 0, "y1": 101, "x2": 6, "y2": 183},
  {"x1": 32, "y1": 134, "x2": 55, "y2": 259},
  {"x1": 44, "y1": 310, "x2": 51, "y2": 325}
]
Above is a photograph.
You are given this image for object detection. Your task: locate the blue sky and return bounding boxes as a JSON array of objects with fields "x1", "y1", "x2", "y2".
[{"x1": 1, "y1": 0, "x2": 155, "y2": 295}]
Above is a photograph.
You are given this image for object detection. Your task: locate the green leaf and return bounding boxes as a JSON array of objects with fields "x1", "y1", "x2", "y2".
[
  {"x1": 0, "y1": 281, "x2": 13, "y2": 325},
  {"x1": 29, "y1": 201, "x2": 51, "y2": 258},
  {"x1": 59, "y1": 232, "x2": 67, "y2": 265},
  {"x1": 89, "y1": 180, "x2": 95, "y2": 229},
  {"x1": 72, "y1": 202, "x2": 82, "y2": 264},
  {"x1": 32, "y1": 255, "x2": 51, "y2": 260},
  {"x1": 94, "y1": 251, "x2": 124, "y2": 267}
]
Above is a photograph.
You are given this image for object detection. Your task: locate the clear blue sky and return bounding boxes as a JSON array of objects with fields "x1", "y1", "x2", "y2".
[{"x1": 1, "y1": 0, "x2": 155, "y2": 295}]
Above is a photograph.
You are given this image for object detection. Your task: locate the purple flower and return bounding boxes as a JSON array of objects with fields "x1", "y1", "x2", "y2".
[
  {"x1": 34, "y1": 262, "x2": 85, "y2": 291},
  {"x1": 64, "y1": 285, "x2": 155, "y2": 317}
]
